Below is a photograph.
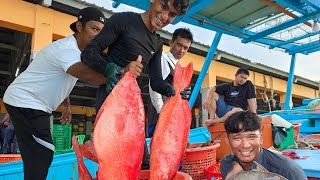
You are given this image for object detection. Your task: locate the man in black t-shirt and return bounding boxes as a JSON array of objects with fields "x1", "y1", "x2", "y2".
[
  {"x1": 81, "y1": 0, "x2": 190, "y2": 112},
  {"x1": 203, "y1": 67, "x2": 256, "y2": 126},
  {"x1": 81, "y1": 0, "x2": 190, "y2": 170}
]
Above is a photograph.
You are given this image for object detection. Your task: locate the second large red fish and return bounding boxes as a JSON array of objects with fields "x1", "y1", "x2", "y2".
[{"x1": 150, "y1": 63, "x2": 193, "y2": 180}]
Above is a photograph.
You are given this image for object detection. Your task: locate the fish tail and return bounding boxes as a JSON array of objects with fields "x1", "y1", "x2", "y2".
[
  {"x1": 173, "y1": 63, "x2": 193, "y2": 92},
  {"x1": 72, "y1": 135, "x2": 93, "y2": 180}
]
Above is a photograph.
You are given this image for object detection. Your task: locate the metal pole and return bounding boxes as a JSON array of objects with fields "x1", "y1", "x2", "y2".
[
  {"x1": 284, "y1": 53, "x2": 297, "y2": 110},
  {"x1": 189, "y1": 32, "x2": 222, "y2": 108}
]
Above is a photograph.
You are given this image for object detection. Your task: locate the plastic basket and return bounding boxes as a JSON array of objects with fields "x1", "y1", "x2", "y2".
[
  {"x1": 181, "y1": 143, "x2": 220, "y2": 180},
  {"x1": 54, "y1": 149, "x2": 74, "y2": 155},
  {"x1": 274, "y1": 126, "x2": 295, "y2": 150},
  {"x1": 53, "y1": 124, "x2": 72, "y2": 150},
  {"x1": 0, "y1": 154, "x2": 22, "y2": 164},
  {"x1": 204, "y1": 163, "x2": 222, "y2": 180},
  {"x1": 139, "y1": 170, "x2": 192, "y2": 180}
]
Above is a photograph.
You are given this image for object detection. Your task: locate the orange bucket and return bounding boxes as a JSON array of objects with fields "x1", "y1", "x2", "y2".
[
  {"x1": 139, "y1": 170, "x2": 192, "y2": 180},
  {"x1": 207, "y1": 116, "x2": 273, "y2": 160},
  {"x1": 292, "y1": 123, "x2": 301, "y2": 141},
  {"x1": 181, "y1": 143, "x2": 220, "y2": 180}
]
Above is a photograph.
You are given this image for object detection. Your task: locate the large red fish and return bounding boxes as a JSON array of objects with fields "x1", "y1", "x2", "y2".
[
  {"x1": 150, "y1": 63, "x2": 193, "y2": 180},
  {"x1": 93, "y1": 72, "x2": 146, "y2": 179},
  {"x1": 72, "y1": 72, "x2": 145, "y2": 180}
]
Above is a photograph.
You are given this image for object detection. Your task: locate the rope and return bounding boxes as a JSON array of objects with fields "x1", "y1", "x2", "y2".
[{"x1": 264, "y1": 108, "x2": 320, "y2": 114}]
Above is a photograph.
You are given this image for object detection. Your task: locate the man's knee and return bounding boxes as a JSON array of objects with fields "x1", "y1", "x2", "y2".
[
  {"x1": 231, "y1": 108, "x2": 243, "y2": 113},
  {"x1": 212, "y1": 92, "x2": 219, "y2": 101}
]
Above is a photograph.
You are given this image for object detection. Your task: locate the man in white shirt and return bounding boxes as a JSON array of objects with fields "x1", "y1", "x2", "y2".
[
  {"x1": 147, "y1": 28, "x2": 193, "y2": 137},
  {"x1": 3, "y1": 7, "x2": 105, "y2": 180}
]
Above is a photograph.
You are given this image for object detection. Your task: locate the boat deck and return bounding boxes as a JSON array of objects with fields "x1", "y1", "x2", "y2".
[{"x1": 284, "y1": 149, "x2": 320, "y2": 178}]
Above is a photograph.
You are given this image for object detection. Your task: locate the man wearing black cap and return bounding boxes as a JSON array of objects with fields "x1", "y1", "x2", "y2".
[{"x1": 3, "y1": 7, "x2": 105, "y2": 180}]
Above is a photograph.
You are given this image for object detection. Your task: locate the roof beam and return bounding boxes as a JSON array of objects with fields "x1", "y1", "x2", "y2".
[
  {"x1": 305, "y1": 46, "x2": 320, "y2": 54},
  {"x1": 112, "y1": 1, "x2": 121, "y2": 8},
  {"x1": 112, "y1": 0, "x2": 150, "y2": 11},
  {"x1": 287, "y1": 40, "x2": 320, "y2": 54},
  {"x1": 172, "y1": 0, "x2": 216, "y2": 25},
  {"x1": 270, "y1": 30, "x2": 320, "y2": 48},
  {"x1": 300, "y1": 0, "x2": 320, "y2": 11},
  {"x1": 245, "y1": 13, "x2": 284, "y2": 30},
  {"x1": 186, "y1": 14, "x2": 287, "y2": 47},
  {"x1": 273, "y1": 0, "x2": 307, "y2": 15},
  {"x1": 260, "y1": 0, "x2": 312, "y2": 27},
  {"x1": 242, "y1": 10, "x2": 320, "y2": 43}
]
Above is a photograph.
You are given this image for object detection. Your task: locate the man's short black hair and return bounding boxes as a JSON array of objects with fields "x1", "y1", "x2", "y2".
[
  {"x1": 163, "y1": 0, "x2": 190, "y2": 16},
  {"x1": 172, "y1": 28, "x2": 193, "y2": 44},
  {"x1": 224, "y1": 111, "x2": 261, "y2": 135},
  {"x1": 236, "y1": 67, "x2": 250, "y2": 76}
]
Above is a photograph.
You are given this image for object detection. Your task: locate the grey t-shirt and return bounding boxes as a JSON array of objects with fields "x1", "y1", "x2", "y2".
[{"x1": 220, "y1": 148, "x2": 307, "y2": 180}]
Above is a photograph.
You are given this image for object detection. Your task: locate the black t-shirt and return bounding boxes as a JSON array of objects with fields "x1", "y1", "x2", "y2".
[
  {"x1": 81, "y1": 12, "x2": 171, "y2": 95},
  {"x1": 215, "y1": 80, "x2": 256, "y2": 110}
]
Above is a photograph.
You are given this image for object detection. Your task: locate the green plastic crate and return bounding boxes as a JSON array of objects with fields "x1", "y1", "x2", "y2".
[
  {"x1": 52, "y1": 124, "x2": 72, "y2": 150},
  {"x1": 274, "y1": 126, "x2": 295, "y2": 150},
  {"x1": 53, "y1": 134, "x2": 86, "y2": 155}
]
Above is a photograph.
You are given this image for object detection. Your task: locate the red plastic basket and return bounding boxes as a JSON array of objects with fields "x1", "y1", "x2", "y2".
[
  {"x1": 204, "y1": 163, "x2": 222, "y2": 180},
  {"x1": 139, "y1": 170, "x2": 192, "y2": 180},
  {"x1": 0, "y1": 154, "x2": 22, "y2": 164},
  {"x1": 181, "y1": 143, "x2": 220, "y2": 180}
]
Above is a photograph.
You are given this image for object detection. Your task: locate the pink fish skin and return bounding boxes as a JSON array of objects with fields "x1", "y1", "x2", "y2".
[
  {"x1": 150, "y1": 63, "x2": 193, "y2": 180},
  {"x1": 93, "y1": 72, "x2": 145, "y2": 180}
]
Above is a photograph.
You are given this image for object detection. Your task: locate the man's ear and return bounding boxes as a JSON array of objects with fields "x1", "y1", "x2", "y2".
[
  {"x1": 225, "y1": 135, "x2": 230, "y2": 146},
  {"x1": 75, "y1": 21, "x2": 83, "y2": 33},
  {"x1": 169, "y1": 39, "x2": 173, "y2": 47}
]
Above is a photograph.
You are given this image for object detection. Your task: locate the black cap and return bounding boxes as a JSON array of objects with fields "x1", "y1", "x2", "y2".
[{"x1": 70, "y1": 7, "x2": 105, "y2": 32}]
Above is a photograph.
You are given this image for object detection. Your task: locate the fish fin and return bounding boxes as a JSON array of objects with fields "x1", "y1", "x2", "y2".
[
  {"x1": 253, "y1": 161, "x2": 269, "y2": 172},
  {"x1": 72, "y1": 136, "x2": 94, "y2": 180},
  {"x1": 173, "y1": 62, "x2": 193, "y2": 93},
  {"x1": 94, "y1": 107, "x2": 104, "y2": 128},
  {"x1": 79, "y1": 140, "x2": 98, "y2": 163}
]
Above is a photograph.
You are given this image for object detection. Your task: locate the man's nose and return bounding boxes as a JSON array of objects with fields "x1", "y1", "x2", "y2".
[
  {"x1": 160, "y1": 12, "x2": 169, "y2": 22},
  {"x1": 242, "y1": 140, "x2": 251, "y2": 148}
]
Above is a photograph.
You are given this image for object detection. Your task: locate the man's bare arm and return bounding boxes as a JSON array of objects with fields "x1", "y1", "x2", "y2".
[
  {"x1": 67, "y1": 62, "x2": 106, "y2": 85},
  {"x1": 247, "y1": 98, "x2": 257, "y2": 113}
]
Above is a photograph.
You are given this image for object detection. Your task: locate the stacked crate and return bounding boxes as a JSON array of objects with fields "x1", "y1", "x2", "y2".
[
  {"x1": 78, "y1": 121, "x2": 86, "y2": 135},
  {"x1": 52, "y1": 124, "x2": 72, "y2": 151}
]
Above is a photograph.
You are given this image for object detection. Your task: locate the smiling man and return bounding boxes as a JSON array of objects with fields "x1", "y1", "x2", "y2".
[
  {"x1": 203, "y1": 67, "x2": 257, "y2": 126},
  {"x1": 81, "y1": 0, "x2": 190, "y2": 170},
  {"x1": 220, "y1": 111, "x2": 307, "y2": 180},
  {"x1": 147, "y1": 28, "x2": 193, "y2": 138}
]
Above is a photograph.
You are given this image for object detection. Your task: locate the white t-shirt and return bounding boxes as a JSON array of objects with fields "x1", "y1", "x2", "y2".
[{"x1": 4, "y1": 35, "x2": 80, "y2": 113}]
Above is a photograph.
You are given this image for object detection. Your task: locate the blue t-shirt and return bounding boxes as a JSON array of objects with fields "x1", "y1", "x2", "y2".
[{"x1": 220, "y1": 148, "x2": 307, "y2": 180}]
